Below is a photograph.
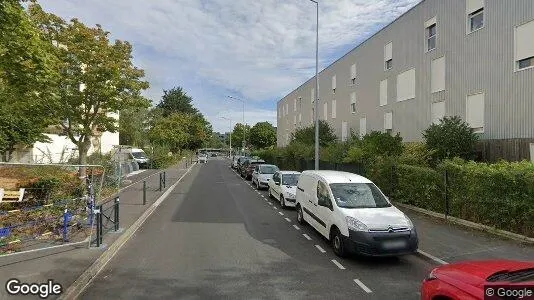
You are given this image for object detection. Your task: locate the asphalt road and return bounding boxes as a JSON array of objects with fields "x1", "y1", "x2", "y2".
[{"x1": 81, "y1": 158, "x2": 437, "y2": 299}]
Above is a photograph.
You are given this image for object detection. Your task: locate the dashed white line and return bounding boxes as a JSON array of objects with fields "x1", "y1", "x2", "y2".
[
  {"x1": 303, "y1": 233, "x2": 312, "y2": 240},
  {"x1": 314, "y1": 245, "x2": 326, "y2": 253},
  {"x1": 268, "y1": 202, "x2": 273, "y2": 206},
  {"x1": 353, "y1": 279, "x2": 372, "y2": 293},
  {"x1": 417, "y1": 250, "x2": 449, "y2": 265},
  {"x1": 284, "y1": 217, "x2": 291, "y2": 222},
  {"x1": 293, "y1": 225, "x2": 300, "y2": 230},
  {"x1": 273, "y1": 206, "x2": 278, "y2": 210},
  {"x1": 278, "y1": 211, "x2": 284, "y2": 215},
  {"x1": 331, "y1": 259, "x2": 345, "y2": 270}
]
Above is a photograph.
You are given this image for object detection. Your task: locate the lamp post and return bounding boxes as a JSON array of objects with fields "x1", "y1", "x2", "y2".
[
  {"x1": 226, "y1": 95, "x2": 246, "y2": 155},
  {"x1": 309, "y1": 0, "x2": 319, "y2": 170},
  {"x1": 221, "y1": 117, "x2": 232, "y2": 157}
]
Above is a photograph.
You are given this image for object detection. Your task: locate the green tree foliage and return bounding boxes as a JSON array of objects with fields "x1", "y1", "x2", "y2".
[
  {"x1": 344, "y1": 131, "x2": 404, "y2": 163},
  {"x1": 249, "y1": 122, "x2": 276, "y2": 149},
  {"x1": 156, "y1": 87, "x2": 198, "y2": 116},
  {"x1": 0, "y1": 0, "x2": 59, "y2": 161},
  {"x1": 232, "y1": 123, "x2": 251, "y2": 149},
  {"x1": 119, "y1": 107, "x2": 149, "y2": 147},
  {"x1": 28, "y1": 4, "x2": 150, "y2": 171},
  {"x1": 148, "y1": 113, "x2": 211, "y2": 153},
  {"x1": 423, "y1": 116, "x2": 479, "y2": 162},
  {"x1": 291, "y1": 120, "x2": 336, "y2": 146},
  {"x1": 205, "y1": 133, "x2": 226, "y2": 149}
]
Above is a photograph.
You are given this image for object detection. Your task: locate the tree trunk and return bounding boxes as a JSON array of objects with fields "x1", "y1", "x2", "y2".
[{"x1": 77, "y1": 138, "x2": 91, "y2": 178}]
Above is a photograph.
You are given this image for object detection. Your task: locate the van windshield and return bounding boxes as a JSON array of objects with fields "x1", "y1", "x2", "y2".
[
  {"x1": 329, "y1": 183, "x2": 391, "y2": 208},
  {"x1": 132, "y1": 152, "x2": 147, "y2": 159}
]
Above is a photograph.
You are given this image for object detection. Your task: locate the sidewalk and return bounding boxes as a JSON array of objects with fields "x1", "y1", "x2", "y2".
[
  {"x1": 0, "y1": 158, "x2": 195, "y2": 300},
  {"x1": 404, "y1": 209, "x2": 534, "y2": 263}
]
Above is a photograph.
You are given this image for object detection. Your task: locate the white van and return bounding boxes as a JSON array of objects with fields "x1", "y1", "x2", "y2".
[{"x1": 295, "y1": 170, "x2": 418, "y2": 257}]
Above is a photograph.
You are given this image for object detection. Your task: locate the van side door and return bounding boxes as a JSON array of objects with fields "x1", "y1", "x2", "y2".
[{"x1": 315, "y1": 180, "x2": 334, "y2": 238}]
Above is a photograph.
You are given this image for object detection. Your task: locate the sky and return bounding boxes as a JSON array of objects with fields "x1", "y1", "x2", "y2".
[{"x1": 38, "y1": 0, "x2": 421, "y2": 133}]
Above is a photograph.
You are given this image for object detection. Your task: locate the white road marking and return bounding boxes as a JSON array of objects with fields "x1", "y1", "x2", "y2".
[
  {"x1": 293, "y1": 225, "x2": 300, "y2": 230},
  {"x1": 331, "y1": 259, "x2": 345, "y2": 270},
  {"x1": 273, "y1": 206, "x2": 278, "y2": 210},
  {"x1": 353, "y1": 279, "x2": 372, "y2": 293},
  {"x1": 284, "y1": 217, "x2": 291, "y2": 222},
  {"x1": 278, "y1": 211, "x2": 284, "y2": 215},
  {"x1": 269, "y1": 202, "x2": 273, "y2": 206},
  {"x1": 261, "y1": 195, "x2": 265, "y2": 198},
  {"x1": 303, "y1": 233, "x2": 312, "y2": 240},
  {"x1": 314, "y1": 245, "x2": 326, "y2": 253},
  {"x1": 417, "y1": 250, "x2": 449, "y2": 265}
]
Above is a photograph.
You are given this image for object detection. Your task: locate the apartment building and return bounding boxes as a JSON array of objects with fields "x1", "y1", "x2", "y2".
[{"x1": 277, "y1": 0, "x2": 534, "y2": 161}]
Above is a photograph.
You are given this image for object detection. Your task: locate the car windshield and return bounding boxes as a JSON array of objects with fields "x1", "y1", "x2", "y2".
[
  {"x1": 131, "y1": 152, "x2": 146, "y2": 159},
  {"x1": 282, "y1": 174, "x2": 299, "y2": 186},
  {"x1": 260, "y1": 165, "x2": 278, "y2": 174},
  {"x1": 329, "y1": 183, "x2": 391, "y2": 208}
]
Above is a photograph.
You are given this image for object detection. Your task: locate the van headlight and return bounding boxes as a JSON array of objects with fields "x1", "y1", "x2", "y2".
[
  {"x1": 405, "y1": 215, "x2": 414, "y2": 229},
  {"x1": 346, "y1": 216, "x2": 368, "y2": 232}
]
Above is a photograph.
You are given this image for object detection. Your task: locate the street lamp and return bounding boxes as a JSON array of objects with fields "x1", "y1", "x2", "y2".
[
  {"x1": 226, "y1": 95, "x2": 246, "y2": 155},
  {"x1": 221, "y1": 116, "x2": 232, "y2": 157},
  {"x1": 309, "y1": 0, "x2": 319, "y2": 170}
]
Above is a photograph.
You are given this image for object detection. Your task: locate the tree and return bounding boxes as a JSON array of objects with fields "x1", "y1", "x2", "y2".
[
  {"x1": 119, "y1": 106, "x2": 149, "y2": 147},
  {"x1": 232, "y1": 123, "x2": 251, "y2": 149},
  {"x1": 0, "y1": 0, "x2": 59, "y2": 161},
  {"x1": 249, "y1": 122, "x2": 276, "y2": 149},
  {"x1": 156, "y1": 87, "x2": 198, "y2": 117},
  {"x1": 205, "y1": 133, "x2": 226, "y2": 149},
  {"x1": 423, "y1": 116, "x2": 479, "y2": 161},
  {"x1": 344, "y1": 131, "x2": 403, "y2": 163},
  {"x1": 29, "y1": 4, "x2": 150, "y2": 174},
  {"x1": 291, "y1": 120, "x2": 336, "y2": 146},
  {"x1": 148, "y1": 113, "x2": 190, "y2": 153}
]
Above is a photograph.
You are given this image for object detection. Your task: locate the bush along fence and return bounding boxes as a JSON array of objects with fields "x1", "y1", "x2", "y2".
[{"x1": 260, "y1": 155, "x2": 534, "y2": 238}]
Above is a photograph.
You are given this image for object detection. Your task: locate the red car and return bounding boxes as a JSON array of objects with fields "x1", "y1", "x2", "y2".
[{"x1": 421, "y1": 260, "x2": 534, "y2": 300}]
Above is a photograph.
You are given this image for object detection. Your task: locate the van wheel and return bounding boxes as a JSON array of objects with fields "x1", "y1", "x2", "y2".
[
  {"x1": 331, "y1": 227, "x2": 348, "y2": 258},
  {"x1": 297, "y1": 205, "x2": 305, "y2": 225},
  {"x1": 268, "y1": 188, "x2": 273, "y2": 198},
  {"x1": 280, "y1": 196, "x2": 286, "y2": 209}
]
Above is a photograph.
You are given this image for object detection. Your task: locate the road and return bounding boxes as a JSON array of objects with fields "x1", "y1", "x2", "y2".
[{"x1": 81, "y1": 158, "x2": 439, "y2": 299}]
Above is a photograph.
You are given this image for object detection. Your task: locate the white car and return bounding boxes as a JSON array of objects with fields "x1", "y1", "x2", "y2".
[
  {"x1": 251, "y1": 164, "x2": 279, "y2": 190},
  {"x1": 198, "y1": 154, "x2": 207, "y2": 163},
  {"x1": 268, "y1": 171, "x2": 301, "y2": 208},
  {"x1": 295, "y1": 170, "x2": 418, "y2": 258}
]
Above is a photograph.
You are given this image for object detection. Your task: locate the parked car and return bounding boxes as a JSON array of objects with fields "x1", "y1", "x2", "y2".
[
  {"x1": 251, "y1": 164, "x2": 279, "y2": 190},
  {"x1": 198, "y1": 153, "x2": 207, "y2": 163},
  {"x1": 421, "y1": 260, "x2": 534, "y2": 300},
  {"x1": 268, "y1": 171, "x2": 301, "y2": 208},
  {"x1": 236, "y1": 156, "x2": 249, "y2": 174},
  {"x1": 295, "y1": 170, "x2": 418, "y2": 257},
  {"x1": 231, "y1": 156, "x2": 243, "y2": 169},
  {"x1": 240, "y1": 159, "x2": 266, "y2": 180}
]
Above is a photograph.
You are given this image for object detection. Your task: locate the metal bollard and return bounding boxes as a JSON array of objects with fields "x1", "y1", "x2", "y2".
[
  {"x1": 63, "y1": 209, "x2": 69, "y2": 242},
  {"x1": 96, "y1": 205, "x2": 103, "y2": 247},
  {"x1": 163, "y1": 171, "x2": 166, "y2": 189},
  {"x1": 143, "y1": 180, "x2": 147, "y2": 205},
  {"x1": 114, "y1": 197, "x2": 120, "y2": 231},
  {"x1": 159, "y1": 173, "x2": 163, "y2": 191}
]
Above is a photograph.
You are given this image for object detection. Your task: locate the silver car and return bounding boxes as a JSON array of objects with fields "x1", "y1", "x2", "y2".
[
  {"x1": 252, "y1": 164, "x2": 279, "y2": 190},
  {"x1": 198, "y1": 154, "x2": 207, "y2": 163}
]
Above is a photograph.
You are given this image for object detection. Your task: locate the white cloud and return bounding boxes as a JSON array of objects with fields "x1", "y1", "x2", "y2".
[{"x1": 37, "y1": 0, "x2": 420, "y2": 132}]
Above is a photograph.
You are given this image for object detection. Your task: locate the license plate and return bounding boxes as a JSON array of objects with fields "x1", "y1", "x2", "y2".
[{"x1": 382, "y1": 240, "x2": 406, "y2": 250}]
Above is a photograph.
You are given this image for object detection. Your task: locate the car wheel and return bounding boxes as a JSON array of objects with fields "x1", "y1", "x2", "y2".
[
  {"x1": 331, "y1": 227, "x2": 348, "y2": 258},
  {"x1": 297, "y1": 205, "x2": 305, "y2": 225},
  {"x1": 268, "y1": 188, "x2": 273, "y2": 198},
  {"x1": 280, "y1": 195, "x2": 286, "y2": 209}
]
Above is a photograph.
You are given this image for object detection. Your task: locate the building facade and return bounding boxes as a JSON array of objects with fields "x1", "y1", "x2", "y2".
[{"x1": 277, "y1": 0, "x2": 534, "y2": 161}]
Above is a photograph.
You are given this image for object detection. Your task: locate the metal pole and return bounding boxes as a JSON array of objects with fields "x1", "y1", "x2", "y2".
[
  {"x1": 114, "y1": 197, "x2": 120, "y2": 231},
  {"x1": 143, "y1": 180, "x2": 146, "y2": 205},
  {"x1": 163, "y1": 171, "x2": 166, "y2": 189},
  {"x1": 242, "y1": 101, "x2": 245, "y2": 154},
  {"x1": 159, "y1": 173, "x2": 162, "y2": 191},
  {"x1": 444, "y1": 169, "x2": 449, "y2": 219},
  {"x1": 63, "y1": 209, "x2": 68, "y2": 242},
  {"x1": 313, "y1": 0, "x2": 320, "y2": 170}
]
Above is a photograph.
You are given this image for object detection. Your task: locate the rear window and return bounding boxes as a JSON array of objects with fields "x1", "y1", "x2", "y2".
[{"x1": 260, "y1": 165, "x2": 279, "y2": 174}]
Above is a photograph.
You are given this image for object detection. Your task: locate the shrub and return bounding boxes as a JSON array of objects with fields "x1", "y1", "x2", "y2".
[
  {"x1": 394, "y1": 164, "x2": 443, "y2": 212},
  {"x1": 398, "y1": 142, "x2": 435, "y2": 167},
  {"x1": 291, "y1": 120, "x2": 336, "y2": 146},
  {"x1": 344, "y1": 131, "x2": 403, "y2": 164},
  {"x1": 423, "y1": 116, "x2": 479, "y2": 162}
]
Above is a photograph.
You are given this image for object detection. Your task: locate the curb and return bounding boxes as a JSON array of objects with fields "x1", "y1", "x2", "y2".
[
  {"x1": 395, "y1": 202, "x2": 534, "y2": 245},
  {"x1": 59, "y1": 162, "x2": 197, "y2": 300}
]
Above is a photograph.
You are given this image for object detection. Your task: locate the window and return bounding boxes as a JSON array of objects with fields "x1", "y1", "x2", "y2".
[
  {"x1": 431, "y1": 101, "x2": 445, "y2": 124},
  {"x1": 282, "y1": 174, "x2": 299, "y2": 186},
  {"x1": 380, "y1": 79, "x2": 388, "y2": 106},
  {"x1": 467, "y1": 0, "x2": 484, "y2": 33},
  {"x1": 341, "y1": 121, "x2": 348, "y2": 142},
  {"x1": 332, "y1": 75, "x2": 336, "y2": 93},
  {"x1": 425, "y1": 18, "x2": 437, "y2": 52},
  {"x1": 294, "y1": 99, "x2": 297, "y2": 111},
  {"x1": 397, "y1": 68, "x2": 416, "y2": 101},
  {"x1": 311, "y1": 107, "x2": 314, "y2": 123},
  {"x1": 515, "y1": 20, "x2": 534, "y2": 70},
  {"x1": 384, "y1": 112, "x2": 393, "y2": 131},
  {"x1": 298, "y1": 113, "x2": 302, "y2": 125},
  {"x1": 466, "y1": 93, "x2": 484, "y2": 133},
  {"x1": 293, "y1": 115, "x2": 296, "y2": 126},
  {"x1": 350, "y1": 63, "x2": 356, "y2": 84},
  {"x1": 285, "y1": 103, "x2": 289, "y2": 115},
  {"x1": 323, "y1": 102, "x2": 328, "y2": 120},
  {"x1": 331, "y1": 100, "x2": 336, "y2": 119},
  {"x1": 359, "y1": 117, "x2": 366, "y2": 137},
  {"x1": 317, "y1": 181, "x2": 331, "y2": 206},
  {"x1": 431, "y1": 56, "x2": 446, "y2": 92},
  {"x1": 384, "y1": 42, "x2": 393, "y2": 70},
  {"x1": 350, "y1": 92, "x2": 356, "y2": 114}
]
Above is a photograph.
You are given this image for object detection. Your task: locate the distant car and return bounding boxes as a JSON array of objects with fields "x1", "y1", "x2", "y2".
[
  {"x1": 268, "y1": 171, "x2": 301, "y2": 208},
  {"x1": 211, "y1": 152, "x2": 217, "y2": 157},
  {"x1": 421, "y1": 260, "x2": 534, "y2": 300},
  {"x1": 240, "y1": 159, "x2": 266, "y2": 180},
  {"x1": 236, "y1": 156, "x2": 249, "y2": 174},
  {"x1": 198, "y1": 154, "x2": 207, "y2": 163},
  {"x1": 296, "y1": 170, "x2": 417, "y2": 257},
  {"x1": 251, "y1": 164, "x2": 279, "y2": 190},
  {"x1": 231, "y1": 156, "x2": 243, "y2": 169}
]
